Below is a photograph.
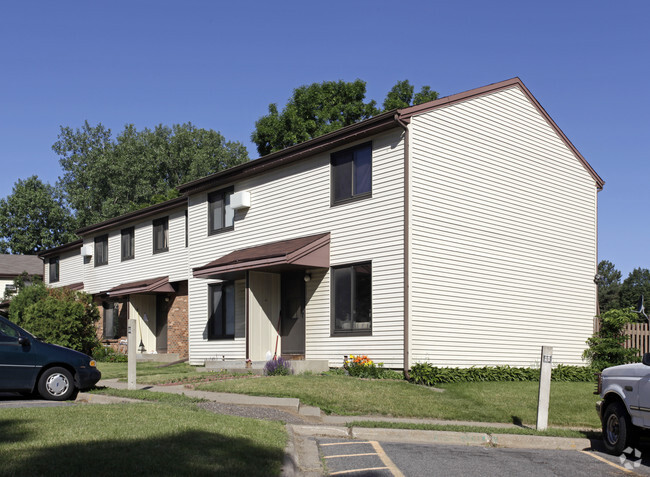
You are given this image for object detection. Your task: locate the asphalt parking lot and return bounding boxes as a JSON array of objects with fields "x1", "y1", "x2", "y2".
[
  {"x1": 0, "y1": 392, "x2": 74, "y2": 408},
  {"x1": 317, "y1": 437, "x2": 650, "y2": 476}
]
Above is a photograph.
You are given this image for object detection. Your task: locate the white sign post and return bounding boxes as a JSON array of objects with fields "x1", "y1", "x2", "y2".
[
  {"x1": 127, "y1": 318, "x2": 136, "y2": 390},
  {"x1": 536, "y1": 346, "x2": 553, "y2": 431}
]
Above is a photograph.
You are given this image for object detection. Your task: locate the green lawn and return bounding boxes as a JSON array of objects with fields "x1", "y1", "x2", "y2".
[
  {"x1": 96, "y1": 361, "x2": 198, "y2": 380},
  {"x1": 96, "y1": 361, "x2": 246, "y2": 385},
  {"x1": 194, "y1": 375, "x2": 601, "y2": 428},
  {"x1": 0, "y1": 403, "x2": 286, "y2": 477}
]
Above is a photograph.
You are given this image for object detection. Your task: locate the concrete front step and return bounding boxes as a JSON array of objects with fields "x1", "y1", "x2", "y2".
[
  {"x1": 203, "y1": 359, "x2": 329, "y2": 374},
  {"x1": 135, "y1": 353, "x2": 180, "y2": 362}
]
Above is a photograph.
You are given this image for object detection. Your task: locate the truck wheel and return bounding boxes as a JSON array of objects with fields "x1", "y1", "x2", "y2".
[
  {"x1": 37, "y1": 367, "x2": 76, "y2": 401},
  {"x1": 602, "y1": 401, "x2": 632, "y2": 455}
]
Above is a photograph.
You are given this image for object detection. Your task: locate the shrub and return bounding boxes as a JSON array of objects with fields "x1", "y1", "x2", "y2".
[
  {"x1": 8, "y1": 281, "x2": 100, "y2": 355},
  {"x1": 409, "y1": 363, "x2": 596, "y2": 387},
  {"x1": 93, "y1": 345, "x2": 128, "y2": 362},
  {"x1": 342, "y1": 355, "x2": 401, "y2": 379},
  {"x1": 583, "y1": 308, "x2": 641, "y2": 370},
  {"x1": 264, "y1": 357, "x2": 293, "y2": 376}
]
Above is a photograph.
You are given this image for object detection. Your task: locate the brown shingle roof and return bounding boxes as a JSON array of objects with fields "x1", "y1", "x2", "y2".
[{"x1": 0, "y1": 254, "x2": 43, "y2": 278}]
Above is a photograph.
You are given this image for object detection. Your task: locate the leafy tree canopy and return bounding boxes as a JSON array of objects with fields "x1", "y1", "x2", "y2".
[
  {"x1": 620, "y1": 267, "x2": 650, "y2": 311},
  {"x1": 251, "y1": 79, "x2": 439, "y2": 156},
  {"x1": 597, "y1": 260, "x2": 622, "y2": 313},
  {"x1": 52, "y1": 121, "x2": 249, "y2": 228},
  {"x1": 383, "y1": 80, "x2": 439, "y2": 110},
  {"x1": 0, "y1": 176, "x2": 76, "y2": 254}
]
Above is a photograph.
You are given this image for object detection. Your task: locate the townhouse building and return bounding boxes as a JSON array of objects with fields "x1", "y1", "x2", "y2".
[{"x1": 39, "y1": 78, "x2": 603, "y2": 370}]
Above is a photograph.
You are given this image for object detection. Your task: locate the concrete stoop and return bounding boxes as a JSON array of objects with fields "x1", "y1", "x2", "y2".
[
  {"x1": 135, "y1": 353, "x2": 180, "y2": 363},
  {"x1": 201, "y1": 359, "x2": 329, "y2": 374}
]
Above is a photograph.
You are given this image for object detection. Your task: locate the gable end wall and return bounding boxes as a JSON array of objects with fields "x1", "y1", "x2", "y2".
[{"x1": 409, "y1": 86, "x2": 598, "y2": 367}]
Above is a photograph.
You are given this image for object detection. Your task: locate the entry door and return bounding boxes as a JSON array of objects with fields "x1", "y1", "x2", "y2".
[
  {"x1": 156, "y1": 295, "x2": 168, "y2": 354},
  {"x1": 281, "y1": 273, "x2": 305, "y2": 356}
]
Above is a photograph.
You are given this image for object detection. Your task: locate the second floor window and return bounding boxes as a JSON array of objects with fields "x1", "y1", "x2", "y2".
[
  {"x1": 94, "y1": 235, "x2": 108, "y2": 267},
  {"x1": 331, "y1": 142, "x2": 372, "y2": 205},
  {"x1": 49, "y1": 257, "x2": 59, "y2": 283},
  {"x1": 121, "y1": 227, "x2": 134, "y2": 261},
  {"x1": 208, "y1": 188, "x2": 234, "y2": 235},
  {"x1": 153, "y1": 217, "x2": 169, "y2": 254}
]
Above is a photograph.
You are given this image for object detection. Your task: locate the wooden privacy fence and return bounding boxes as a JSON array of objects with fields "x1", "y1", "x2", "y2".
[{"x1": 593, "y1": 317, "x2": 650, "y2": 356}]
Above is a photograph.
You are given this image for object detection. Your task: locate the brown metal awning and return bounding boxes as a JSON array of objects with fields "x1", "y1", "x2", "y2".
[
  {"x1": 61, "y1": 282, "x2": 84, "y2": 291},
  {"x1": 193, "y1": 232, "x2": 330, "y2": 280},
  {"x1": 102, "y1": 276, "x2": 175, "y2": 297}
]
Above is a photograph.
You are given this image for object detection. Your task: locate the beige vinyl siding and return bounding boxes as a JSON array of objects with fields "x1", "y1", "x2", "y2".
[
  {"x1": 81, "y1": 208, "x2": 189, "y2": 294},
  {"x1": 188, "y1": 131, "x2": 405, "y2": 367},
  {"x1": 409, "y1": 85, "x2": 598, "y2": 367},
  {"x1": 0, "y1": 279, "x2": 14, "y2": 294},
  {"x1": 46, "y1": 248, "x2": 83, "y2": 288}
]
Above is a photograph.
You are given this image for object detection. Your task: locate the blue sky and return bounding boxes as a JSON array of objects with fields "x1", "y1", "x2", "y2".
[{"x1": 0, "y1": 1, "x2": 648, "y2": 277}]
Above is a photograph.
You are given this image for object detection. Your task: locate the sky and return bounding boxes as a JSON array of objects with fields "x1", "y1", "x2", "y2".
[{"x1": 0, "y1": 0, "x2": 648, "y2": 278}]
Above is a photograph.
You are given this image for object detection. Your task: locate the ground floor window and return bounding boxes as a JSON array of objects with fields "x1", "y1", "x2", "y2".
[
  {"x1": 331, "y1": 262, "x2": 372, "y2": 335},
  {"x1": 208, "y1": 282, "x2": 235, "y2": 339}
]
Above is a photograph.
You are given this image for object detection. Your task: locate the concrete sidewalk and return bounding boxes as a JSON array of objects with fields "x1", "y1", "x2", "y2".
[{"x1": 92, "y1": 378, "x2": 599, "y2": 476}]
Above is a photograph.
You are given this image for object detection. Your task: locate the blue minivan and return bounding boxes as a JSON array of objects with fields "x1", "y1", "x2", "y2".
[{"x1": 0, "y1": 313, "x2": 101, "y2": 400}]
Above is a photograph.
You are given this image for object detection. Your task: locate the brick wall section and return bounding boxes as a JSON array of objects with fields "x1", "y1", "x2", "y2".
[{"x1": 167, "y1": 281, "x2": 188, "y2": 358}]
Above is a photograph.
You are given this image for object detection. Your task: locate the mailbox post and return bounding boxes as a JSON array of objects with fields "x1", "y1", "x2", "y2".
[
  {"x1": 536, "y1": 346, "x2": 553, "y2": 431},
  {"x1": 127, "y1": 318, "x2": 136, "y2": 390}
]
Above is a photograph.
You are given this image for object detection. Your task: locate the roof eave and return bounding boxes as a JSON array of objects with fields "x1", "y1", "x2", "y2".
[
  {"x1": 75, "y1": 197, "x2": 188, "y2": 236},
  {"x1": 177, "y1": 113, "x2": 400, "y2": 195}
]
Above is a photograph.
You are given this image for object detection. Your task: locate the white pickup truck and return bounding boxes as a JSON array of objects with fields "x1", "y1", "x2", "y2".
[{"x1": 596, "y1": 353, "x2": 650, "y2": 454}]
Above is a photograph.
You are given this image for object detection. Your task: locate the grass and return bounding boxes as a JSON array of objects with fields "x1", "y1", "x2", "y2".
[
  {"x1": 347, "y1": 420, "x2": 600, "y2": 439},
  {"x1": 96, "y1": 361, "x2": 252, "y2": 385},
  {"x1": 194, "y1": 375, "x2": 601, "y2": 428},
  {"x1": 96, "y1": 361, "x2": 198, "y2": 380},
  {"x1": 0, "y1": 403, "x2": 286, "y2": 477}
]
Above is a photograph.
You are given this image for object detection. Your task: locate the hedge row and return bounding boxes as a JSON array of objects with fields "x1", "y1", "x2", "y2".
[{"x1": 409, "y1": 363, "x2": 596, "y2": 386}]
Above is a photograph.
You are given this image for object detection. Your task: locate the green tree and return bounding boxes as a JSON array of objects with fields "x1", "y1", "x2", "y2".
[
  {"x1": 583, "y1": 308, "x2": 640, "y2": 370},
  {"x1": 0, "y1": 176, "x2": 76, "y2": 254},
  {"x1": 597, "y1": 260, "x2": 622, "y2": 313},
  {"x1": 53, "y1": 121, "x2": 249, "y2": 228},
  {"x1": 620, "y1": 267, "x2": 650, "y2": 312},
  {"x1": 252, "y1": 79, "x2": 439, "y2": 157},
  {"x1": 382, "y1": 80, "x2": 439, "y2": 110},
  {"x1": 8, "y1": 278, "x2": 99, "y2": 355},
  {"x1": 251, "y1": 79, "x2": 380, "y2": 156}
]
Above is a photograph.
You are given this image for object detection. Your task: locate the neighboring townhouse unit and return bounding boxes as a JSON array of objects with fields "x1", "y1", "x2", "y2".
[
  {"x1": 0, "y1": 254, "x2": 43, "y2": 302},
  {"x1": 40, "y1": 198, "x2": 190, "y2": 359},
  {"x1": 40, "y1": 78, "x2": 603, "y2": 371}
]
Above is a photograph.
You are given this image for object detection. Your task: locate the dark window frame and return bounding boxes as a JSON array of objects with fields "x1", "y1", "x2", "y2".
[
  {"x1": 49, "y1": 257, "x2": 60, "y2": 283},
  {"x1": 330, "y1": 142, "x2": 373, "y2": 206},
  {"x1": 121, "y1": 227, "x2": 135, "y2": 261},
  {"x1": 208, "y1": 187, "x2": 235, "y2": 236},
  {"x1": 94, "y1": 235, "x2": 108, "y2": 267},
  {"x1": 184, "y1": 210, "x2": 188, "y2": 248},
  {"x1": 330, "y1": 261, "x2": 372, "y2": 337},
  {"x1": 208, "y1": 282, "x2": 235, "y2": 340},
  {"x1": 152, "y1": 217, "x2": 169, "y2": 254}
]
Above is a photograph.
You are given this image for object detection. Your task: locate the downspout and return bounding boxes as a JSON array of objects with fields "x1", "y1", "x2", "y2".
[
  {"x1": 395, "y1": 113, "x2": 411, "y2": 380},
  {"x1": 245, "y1": 270, "x2": 250, "y2": 360}
]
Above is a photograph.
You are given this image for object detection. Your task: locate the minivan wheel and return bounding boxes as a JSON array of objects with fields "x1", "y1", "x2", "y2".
[
  {"x1": 602, "y1": 401, "x2": 632, "y2": 455},
  {"x1": 37, "y1": 367, "x2": 76, "y2": 401}
]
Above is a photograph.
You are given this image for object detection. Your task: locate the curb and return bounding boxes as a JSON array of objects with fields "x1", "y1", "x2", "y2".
[
  {"x1": 291, "y1": 424, "x2": 594, "y2": 451},
  {"x1": 76, "y1": 392, "x2": 144, "y2": 404}
]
